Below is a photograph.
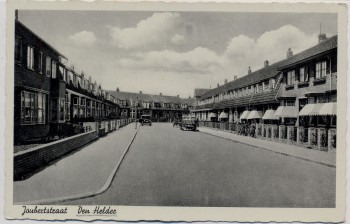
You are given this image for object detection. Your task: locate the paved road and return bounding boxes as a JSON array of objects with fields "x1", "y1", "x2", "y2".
[{"x1": 63, "y1": 123, "x2": 335, "y2": 207}]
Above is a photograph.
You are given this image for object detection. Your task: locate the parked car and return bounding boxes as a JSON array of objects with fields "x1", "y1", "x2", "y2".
[
  {"x1": 180, "y1": 115, "x2": 198, "y2": 131},
  {"x1": 140, "y1": 115, "x2": 152, "y2": 126}
]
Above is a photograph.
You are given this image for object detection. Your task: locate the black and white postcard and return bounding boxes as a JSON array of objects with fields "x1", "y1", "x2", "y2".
[{"x1": 4, "y1": 1, "x2": 347, "y2": 222}]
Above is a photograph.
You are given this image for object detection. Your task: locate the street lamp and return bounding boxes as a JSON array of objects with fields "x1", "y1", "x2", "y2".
[{"x1": 135, "y1": 97, "x2": 139, "y2": 129}]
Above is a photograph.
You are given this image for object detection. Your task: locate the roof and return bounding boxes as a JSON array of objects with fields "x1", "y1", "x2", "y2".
[
  {"x1": 106, "y1": 90, "x2": 195, "y2": 107},
  {"x1": 200, "y1": 60, "x2": 286, "y2": 100},
  {"x1": 280, "y1": 35, "x2": 337, "y2": 69},
  {"x1": 199, "y1": 35, "x2": 338, "y2": 101},
  {"x1": 194, "y1": 88, "x2": 210, "y2": 98}
]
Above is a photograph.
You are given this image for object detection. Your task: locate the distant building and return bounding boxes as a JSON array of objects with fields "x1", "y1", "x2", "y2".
[{"x1": 107, "y1": 89, "x2": 195, "y2": 122}]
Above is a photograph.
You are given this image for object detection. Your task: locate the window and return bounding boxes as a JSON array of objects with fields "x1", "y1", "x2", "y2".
[
  {"x1": 15, "y1": 36, "x2": 22, "y2": 63},
  {"x1": 59, "y1": 65, "x2": 66, "y2": 81},
  {"x1": 287, "y1": 70, "x2": 295, "y2": 85},
  {"x1": 271, "y1": 79, "x2": 276, "y2": 89},
  {"x1": 299, "y1": 67, "x2": 309, "y2": 83},
  {"x1": 316, "y1": 61, "x2": 327, "y2": 79},
  {"x1": 81, "y1": 98, "x2": 86, "y2": 106},
  {"x1": 65, "y1": 94, "x2": 71, "y2": 121},
  {"x1": 263, "y1": 80, "x2": 269, "y2": 90},
  {"x1": 52, "y1": 60, "x2": 57, "y2": 79},
  {"x1": 286, "y1": 100, "x2": 295, "y2": 106},
  {"x1": 299, "y1": 98, "x2": 308, "y2": 111},
  {"x1": 38, "y1": 52, "x2": 43, "y2": 73},
  {"x1": 37, "y1": 93, "x2": 46, "y2": 123},
  {"x1": 59, "y1": 98, "x2": 65, "y2": 121},
  {"x1": 46, "y1": 56, "x2": 51, "y2": 77},
  {"x1": 21, "y1": 91, "x2": 46, "y2": 124},
  {"x1": 27, "y1": 46, "x2": 34, "y2": 70}
]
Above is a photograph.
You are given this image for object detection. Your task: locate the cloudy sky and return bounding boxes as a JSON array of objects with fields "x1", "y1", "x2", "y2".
[{"x1": 18, "y1": 11, "x2": 337, "y2": 97}]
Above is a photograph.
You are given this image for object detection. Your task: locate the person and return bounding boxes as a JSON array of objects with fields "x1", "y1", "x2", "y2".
[
  {"x1": 194, "y1": 117, "x2": 199, "y2": 127},
  {"x1": 139, "y1": 117, "x2": 144, "y2": 126}
]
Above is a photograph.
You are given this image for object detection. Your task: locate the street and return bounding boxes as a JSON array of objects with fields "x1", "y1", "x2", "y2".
[{"x1": 62, "y1": 123, "x2": 335, "y2": 207}]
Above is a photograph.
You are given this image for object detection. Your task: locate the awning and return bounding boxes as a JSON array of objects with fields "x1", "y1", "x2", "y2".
[
  {"x1": 219, "y1": 112, "x2": 229, "y2": 119},
  {"x1": 239, "y1": 111, "x2": 251, "y2": 120},
  {"x1": 262, "y1": 110, "x2": 279, "y2": 120},
  {"x1": 319, "y1": 102, "x2": 336, "y2": 115},
  {"x1": 209, "y1": 112, "x2": 217, "y2": 118},
  {"x1": 247, "y1": 110, "x2": 263, "y2": 120},
  {"x1": 299, "y1": 103, "x2": 337, "y2": 116},
  {"x1": 274, "y1": 106, "x2": 298, "y2": 118}
]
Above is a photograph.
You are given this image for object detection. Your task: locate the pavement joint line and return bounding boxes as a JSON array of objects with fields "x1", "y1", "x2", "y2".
[
  {"x1": 199, "y1": 128, "x2": 336, "y2": 169},
  {"x1": 15, "y1": 123, "x2": 141, "y2": 205}
]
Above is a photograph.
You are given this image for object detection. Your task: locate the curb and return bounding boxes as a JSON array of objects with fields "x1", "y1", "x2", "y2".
[
  {"x1": 199, "y1": 128, "x2": 336, "y2": 169},
  {"x1": 16, "y1": 123, "x2": 141, "y2": 205}
]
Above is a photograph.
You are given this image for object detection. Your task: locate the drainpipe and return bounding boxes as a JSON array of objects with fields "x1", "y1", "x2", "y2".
[{"x1": 329, "y1": 56, "x2": 332, "y2": 91}]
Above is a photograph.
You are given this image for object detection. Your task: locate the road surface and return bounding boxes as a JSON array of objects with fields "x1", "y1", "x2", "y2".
[{"x1": 63, "y1": 123, "x2": 335, "y2": 207}]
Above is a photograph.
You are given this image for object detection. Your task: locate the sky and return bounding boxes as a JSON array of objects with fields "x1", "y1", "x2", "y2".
[{"x1": 18, "y1": 10, "x2": 337, "y2": 97}]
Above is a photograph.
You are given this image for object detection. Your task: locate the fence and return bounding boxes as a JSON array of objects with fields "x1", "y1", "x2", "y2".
[{"x1": 198, "y1": 121, "x2": 336, "y2": 152}]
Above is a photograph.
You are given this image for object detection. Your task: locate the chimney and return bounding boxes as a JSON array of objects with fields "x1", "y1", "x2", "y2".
[
  {"x1": 15, "y1": 10, "x2": 18, "y2": 20},
  {"x1": 318, "y1": 33, "x2": 327, "y2": 43},
  {"x1": 139, "y1": 91, "x2": 142, "y2": 94},
  {"x1": 177, "y1": 94, "x2": 179, "y2": 98},
  {"x1": 264, "y1": 60, "x2": 269, "y2": 68},
  {"x1": 116, "y1": 87, "x2": 119, "y2": 92},
  {"x1": 224, "y1": 79, "x2": 228, "y2": 84},
  {"x1": 234, "y1": 75, "x2": 237, "y2": 80},
  {"x1": 160, "y1": 93, "x2": 162, "y2": 96},
  {"x1": 248, "y1": 67, "x2": 252, "y2": 75},
  {"x1": 286, "y1": 48, "x2": 293, "y2": 59},
  {"x1": 217, "y1": 83, "x2": 219, "y2": 87}
]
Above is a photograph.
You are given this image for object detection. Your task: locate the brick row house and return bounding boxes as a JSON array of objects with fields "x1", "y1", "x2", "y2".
[
  {"x1": 193, "y1": 34, "x2": 337, "y2": 151},
  {"x1": 107, "y1": 89, "x2": 195, "y2": 122},
  {"x1": 14, "y1": 17, "x2": 120, "y2": 144}
]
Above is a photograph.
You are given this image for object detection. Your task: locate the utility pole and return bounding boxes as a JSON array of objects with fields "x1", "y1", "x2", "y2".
[{"x1": 135, "y1": 97, "x2": 138, "y2": 129}]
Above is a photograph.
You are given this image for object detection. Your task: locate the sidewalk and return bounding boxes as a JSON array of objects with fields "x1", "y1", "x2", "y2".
[
  {"x1": 198, "y1": 127, "x2": 336, "y2": 168},
  {"x1": 14, "y1": 123, "x2": 139, "y2": 204}
]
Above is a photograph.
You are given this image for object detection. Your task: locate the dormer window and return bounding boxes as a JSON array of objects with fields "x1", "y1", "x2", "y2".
[{"x1": 271, "y1": 79, "x2": 276, "y2": 89}]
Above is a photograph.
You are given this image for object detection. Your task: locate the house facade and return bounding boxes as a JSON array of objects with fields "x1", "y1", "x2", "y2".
[
  {"x1": 14, "y1": 17, "x2": 120, "y2": 144},
  {"x1": 193, "y1": 34, "x2": 337, "y2": 151},
  {"x1": 107, "y1": 90, "x2": 195, "y2": 122}
]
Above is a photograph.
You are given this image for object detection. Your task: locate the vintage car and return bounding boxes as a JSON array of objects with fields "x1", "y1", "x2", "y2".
[
  {"x1": 140, "y1": 114, "x2": 152, "y2": 126},
  {"x1": 180, "y1": 116, "x2": 198, "y2": 131}
]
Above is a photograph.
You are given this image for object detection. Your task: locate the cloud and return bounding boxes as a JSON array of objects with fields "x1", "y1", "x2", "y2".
[
  {"x1": 224, "y1": 25, "x2": 316, "y2": 75},
  {"x1": 171, "y1": 34, "x2": 185, "y2": 44},
  {"x1": 69, "y1": 31, "x2": 96, "y2": 45},
  {"x1": 108, "y1": 12, "x2": 183, "y2": 49},
  {"x1": 117, "y1": 47, "x2": 223, "y2": 74},
  {"x1": 115, "y1": 24, "x2": 319, "y2": 82}
]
